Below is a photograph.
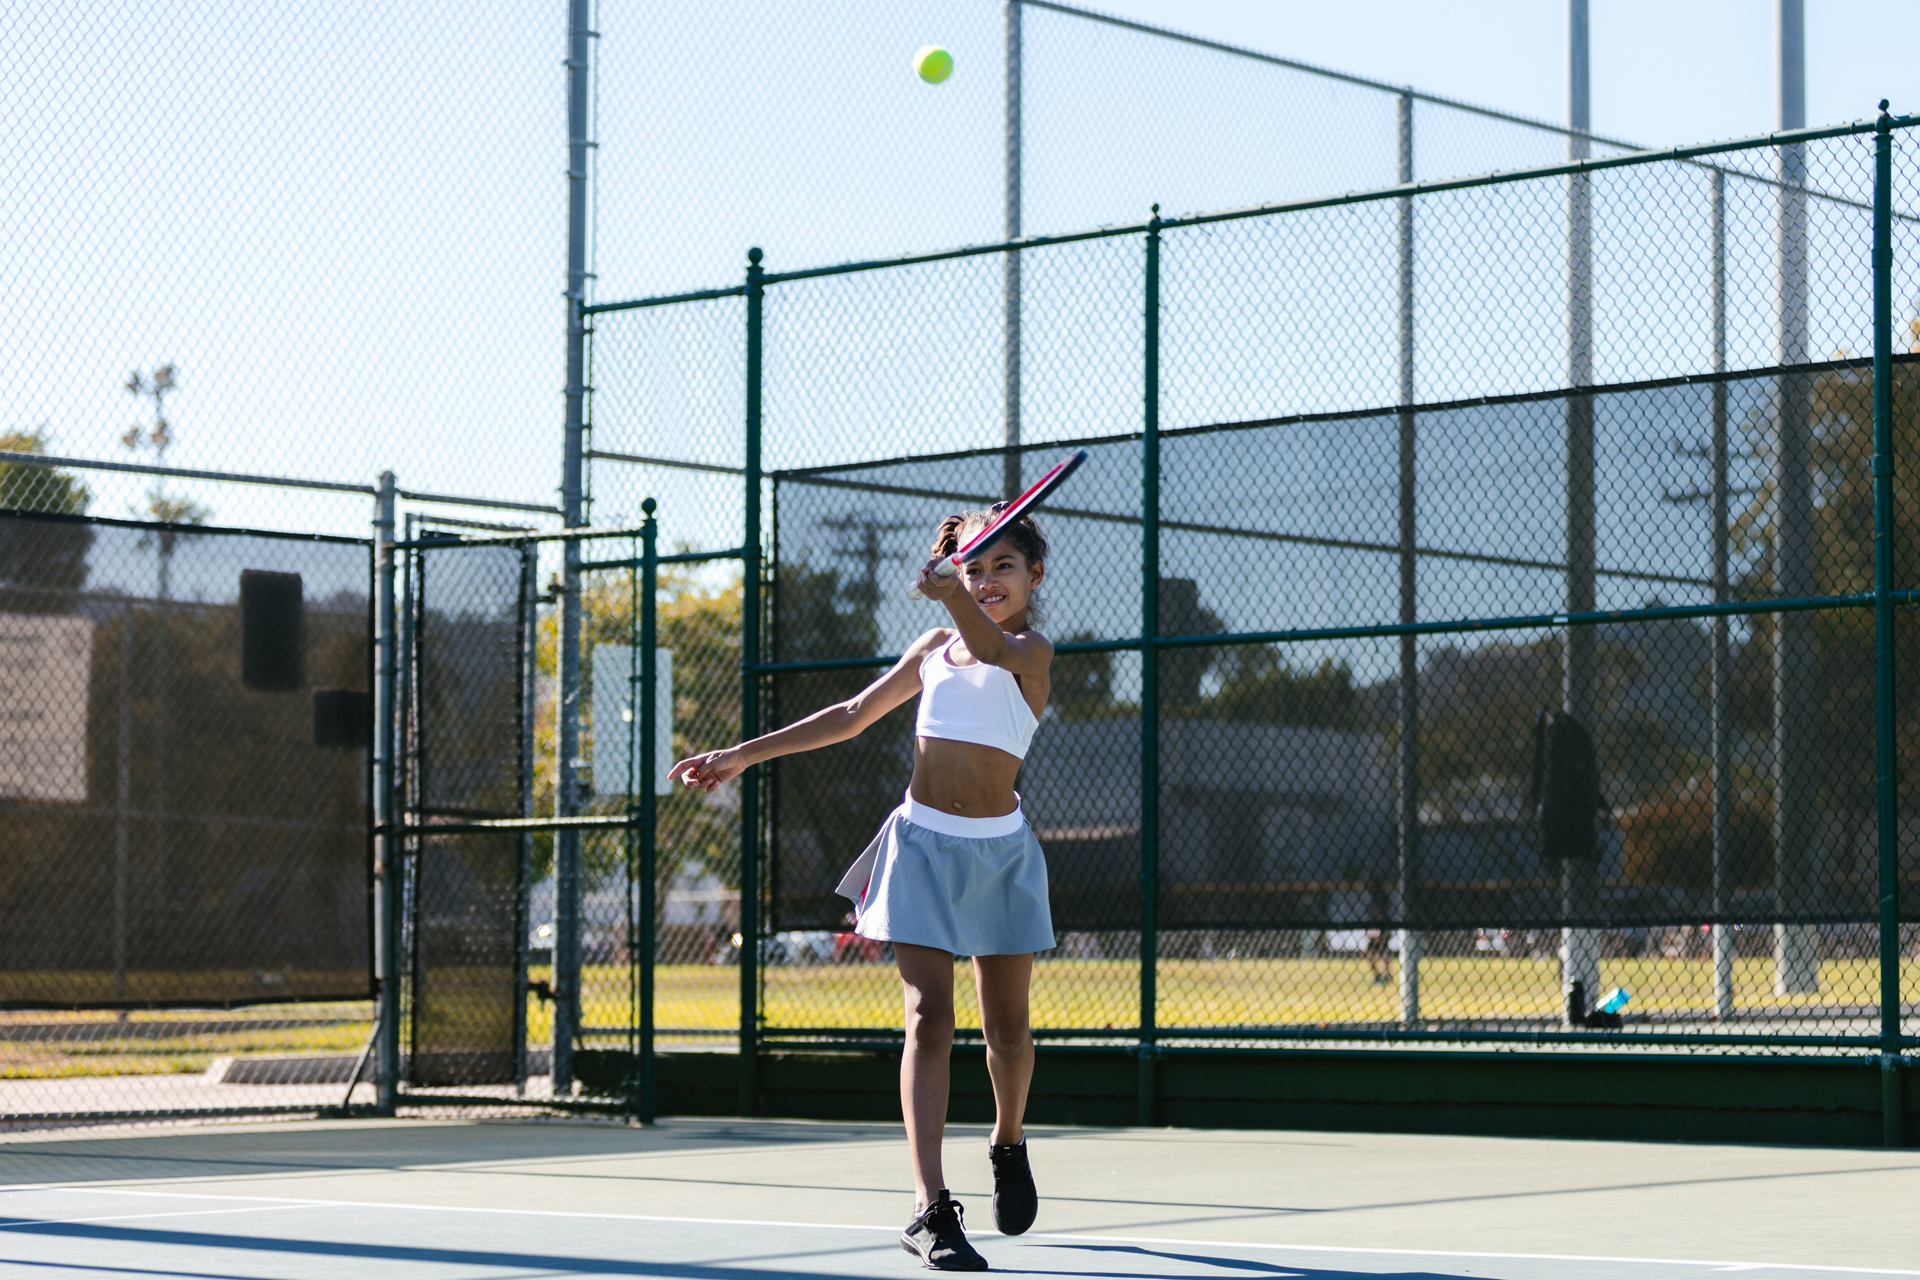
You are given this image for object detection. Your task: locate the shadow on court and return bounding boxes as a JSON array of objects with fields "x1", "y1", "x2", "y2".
[{"x1": 0, "y1": 1216, "x2": 1479, "y2": 1280}]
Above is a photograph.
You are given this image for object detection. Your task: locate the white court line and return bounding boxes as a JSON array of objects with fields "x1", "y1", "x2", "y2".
[
  {"x1": 27, "y1": 1187, "x2": 1920, "y2": 1276},
  {"x1": 0, "y1": 1201, "x2": 326, "y2": 1228}
]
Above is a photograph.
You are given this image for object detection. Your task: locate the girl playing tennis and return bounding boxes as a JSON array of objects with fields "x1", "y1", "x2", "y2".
[{"x1": 671, "y1": 506, "x2": 1055, "y2": 1272}]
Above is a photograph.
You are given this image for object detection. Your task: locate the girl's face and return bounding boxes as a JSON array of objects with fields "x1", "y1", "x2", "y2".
[{"x1": 958, "y1": 543, "x2": 1043, "y2": 628}]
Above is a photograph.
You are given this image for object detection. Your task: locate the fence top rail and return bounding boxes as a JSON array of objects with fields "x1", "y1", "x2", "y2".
[
  {"x1": 1023, "y1": 0, "x2": 1648, "y2": 154},
  {"x1": 586, "y1": 114, "x2": 1918, "y2": 310},
  {"x1": 769, "y1": 354, "x2": 1906, "y2": 483},
  {"x1": 0, "y1": 504, "x2": 371, "y2": 548},
  {"x1": 0, "y1": 449, "x2": 375, "y2": 497},
  {"x1": 393, "y1": 521, "x2": 658, "y2": 550},
  {"x1": 0, "y1": 449, "x2": 561, "y2": 517},
  {"x1": 582, "y1": 283, "x2": 747, "y2": 317},
  {"x1": 760, "y1": 589, "x2": 1916, "y2": 676}
]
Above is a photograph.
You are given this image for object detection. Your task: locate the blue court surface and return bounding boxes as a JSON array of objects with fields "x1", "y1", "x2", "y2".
[{"x1": 1, "y1": 1118, "x2": 1915, "y2": 1279}]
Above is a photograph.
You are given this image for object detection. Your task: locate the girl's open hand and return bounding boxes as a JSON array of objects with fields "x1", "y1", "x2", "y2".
[
  {"x1": 915, "y1": 559, "x2": 961, "y2": 601},
  {"x1": 668, "y1": 748, "x2": 743, "y2": 793}
]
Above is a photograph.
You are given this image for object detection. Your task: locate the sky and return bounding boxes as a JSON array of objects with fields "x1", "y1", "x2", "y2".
[
  {"x1": 1093, "y1": 1, "x2": 1915, "y2": 148},
  {"x1": 6, "y1": 0, "x2": 1918, "y2": 545}
]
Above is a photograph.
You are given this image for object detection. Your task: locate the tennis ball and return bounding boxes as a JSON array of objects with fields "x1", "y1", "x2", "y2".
[{"x1": 914, "y1": 45, "x2": 953, "y2": 84}]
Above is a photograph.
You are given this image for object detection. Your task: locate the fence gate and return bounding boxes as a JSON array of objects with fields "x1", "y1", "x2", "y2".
[{"x1": 402, "y1": 537, "x2": 537, "y2": 1090}]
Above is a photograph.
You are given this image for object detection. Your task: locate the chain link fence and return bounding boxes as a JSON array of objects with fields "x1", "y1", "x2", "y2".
[
  {"x1": 0, "y1": 507, "x2": 377, "y2": 1123},
  {"x1": 582, "y1": 113, "x2": 1920, "y2": 1070},
  {"x1": 11, "y1": 0, "x2": 1918, "y2": 1127}
]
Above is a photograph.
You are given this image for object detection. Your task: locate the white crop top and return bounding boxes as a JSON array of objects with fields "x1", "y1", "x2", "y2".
[{"x1": 915, "y1": 637, "x2": 1040, "y2": 761}]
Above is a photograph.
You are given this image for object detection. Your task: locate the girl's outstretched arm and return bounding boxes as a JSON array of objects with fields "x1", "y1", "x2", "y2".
[
  {"x1": 915, "y1": 561, "x2": 1053, "y2": 676},
  {"x1": 668, "y1": 628, "x2": 951, "y2": 793}
]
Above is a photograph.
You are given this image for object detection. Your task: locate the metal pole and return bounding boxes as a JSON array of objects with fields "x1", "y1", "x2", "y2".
[
  {"x1": 1772, "y1": 0, "x2": 1820, "y2": 995},
  {"x1": 1003, "y1": 0, "x2": 1023, "y2": 502},
  {"x1": 115, "y1": 601, "x2": 132, "y2": 1007},
  {"x1": 1395, "y1": 90, "x2": 1422, "y2": 1027},
  {"x1": 1871, "y1": 102, "x2": 1904, "y2": 1148},
  {"x1": 554, "y1": 0, "x2": 595, "y2": 1094},
  {"x1": 640, "y1": 498, "x2": 659, "y2": 1124},
  {"x1": 517, "y1": 541, "x2": 536, "y2": 1094},
  {"x1": 1139, "y1": 207, "x2": 1161, "y2": 1126},
  {"x1": 1561, "y1": 0, "x2": 1601, "y2": 1015},
  {"x1": 740, "y1": 247, "x2": 765, "y2": 1117},
  {"x1": 372, "y1": 471, "x2": 400, "y2": 1115},
  {"x1": 1710, "y1": 168, "x2": 1736, "y2": 1020}
]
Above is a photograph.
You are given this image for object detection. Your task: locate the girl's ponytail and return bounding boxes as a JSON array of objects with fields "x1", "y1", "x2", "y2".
[{"x1": 929, "y1": 514, "x2": 968, "y2": 559}]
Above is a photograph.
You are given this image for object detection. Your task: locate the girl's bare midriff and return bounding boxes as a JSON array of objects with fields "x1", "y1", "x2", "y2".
[{"x1": 908, "y1": 735, "x2": 1022, "y2": 817}]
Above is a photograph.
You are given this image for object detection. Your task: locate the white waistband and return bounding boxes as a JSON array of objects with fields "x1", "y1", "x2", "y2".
[{"x1": 899, "y1": 791, "x2": 1026, "y2": 839}]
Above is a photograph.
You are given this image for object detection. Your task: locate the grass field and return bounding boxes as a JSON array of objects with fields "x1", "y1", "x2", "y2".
[
  {"x1": 0, "y1": 1002, "x2": 373, "y2": 1079},
  {"x1": 5, "y1": 957, "x2": 1908, "y2": 1082},
  {"x1": 570, "y1": 956, "x2": 1920, "y2": 1036}
]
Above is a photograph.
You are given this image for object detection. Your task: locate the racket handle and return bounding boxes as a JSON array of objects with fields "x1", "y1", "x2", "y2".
[{"x1": 907, "y1": 556, "x2": 959, "y2": 600}]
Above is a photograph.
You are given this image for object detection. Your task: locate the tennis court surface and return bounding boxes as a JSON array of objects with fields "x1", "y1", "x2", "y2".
[{"x1": 1, "y1": 1118, "x2": 1916, "y2": 1278}]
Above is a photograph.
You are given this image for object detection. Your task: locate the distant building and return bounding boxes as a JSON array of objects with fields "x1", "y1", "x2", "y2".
[{"x1": 1020, "y1": 717, "x2": 1391, "y2": 928}]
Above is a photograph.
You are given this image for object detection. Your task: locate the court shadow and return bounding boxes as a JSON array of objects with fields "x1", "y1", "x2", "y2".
[
  {"x1": 0, "y1": 1217, "x2": 886, "y2": 1279},
  {"x1": 0, "y1": 1115, "x2": 904, "y2": 1188},
  {"x1": 1003, "y1": 1241, "x2": 1469, "y2": 1279}
]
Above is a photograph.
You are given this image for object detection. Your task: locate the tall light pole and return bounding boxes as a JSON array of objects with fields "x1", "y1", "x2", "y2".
[
  {"x1": 1561, "y1": 0, "x2": 1602, "y2": 1017},
  {"x1": 1771, "y1": 0, "x2": 1820, "y2": 995}
]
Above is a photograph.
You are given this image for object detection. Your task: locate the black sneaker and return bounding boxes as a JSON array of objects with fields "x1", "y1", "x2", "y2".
[
  {"x1": 988, "y1": 1139, "x2": 1037, "y2": 1236},
  {"x1": 901, "y1": 1192, "x2": 989, "y2": 1271}
]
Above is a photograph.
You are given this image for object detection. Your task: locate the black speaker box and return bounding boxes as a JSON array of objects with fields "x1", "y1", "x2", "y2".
[
  {"x1": 313, "y1": 688, "x2": 373, "y2": 748},
  {"x1": 240, "y1": 569, "x2": 304, "y2": 691}
]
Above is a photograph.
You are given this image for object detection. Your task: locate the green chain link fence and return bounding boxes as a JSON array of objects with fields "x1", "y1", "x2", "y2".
[{"x1": 582, "y1": 112, "x2": 1920, "y2": 1084}]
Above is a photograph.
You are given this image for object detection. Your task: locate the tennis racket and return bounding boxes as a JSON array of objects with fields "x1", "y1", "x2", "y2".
[{"x1": 909, "y1": 448, "x2": 1088, "y2": 599}]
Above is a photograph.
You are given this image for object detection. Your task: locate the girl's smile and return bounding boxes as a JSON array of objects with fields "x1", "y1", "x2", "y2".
[{"x1": 960, "y1": 549, "x2": 1041, "y2": 627}]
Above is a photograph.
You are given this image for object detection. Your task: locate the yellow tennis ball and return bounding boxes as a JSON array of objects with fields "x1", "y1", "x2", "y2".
[{"x1": 914, "y1": 45, "x2": 953, "y2": 84}]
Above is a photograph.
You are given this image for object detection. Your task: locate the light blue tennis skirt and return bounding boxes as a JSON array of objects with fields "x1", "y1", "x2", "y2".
[{"x1": 834, "y1": 792, "x2": 1055, "y2": 957}]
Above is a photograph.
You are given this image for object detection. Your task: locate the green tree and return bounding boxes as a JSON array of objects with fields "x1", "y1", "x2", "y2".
[
  {"x1": 766, "y1": 559, "x2": 905, "y2": 926},
  {"x1": 1197, "y1": 645, "x2": 1358, "y2": 728},
  {"x1": 533, "y1": 563, "x2": 745, "y2": 887},
  {"x1": 1722, "y1": 358, "x2": 1920, "y2": 812},
  {"x1": 1051, "y1": 631, "x2": 1119, "y2": 721},
  {"x1": 0, "y1": 428, "x2": 94, "y2": 614}
]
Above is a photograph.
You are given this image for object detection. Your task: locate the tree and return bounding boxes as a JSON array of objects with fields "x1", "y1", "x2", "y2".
[
  {"x1": 0, "y1": 428, "x2": 94, "y2": 614},
  {"x1": 122, "y1": 365, "x2": 210, "y2": 528},
  {"x1": 1726, "y1": 357, "x2": 1920, "y2": 812},
  {"x1": 1050, "y1": 632, "x2": 1119, "y2": 721},
  {"x1": 533, "y1": 562, "x2": 746, "y2": 888},
  {"x1": 766, "y1": 558, "x2": 904, "y2": 926},
  {"x1": 1198, "y1": 645, "x2": 1357, "y2": 728}
]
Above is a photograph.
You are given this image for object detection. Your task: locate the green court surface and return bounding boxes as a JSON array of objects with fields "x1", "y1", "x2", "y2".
[{"x1": 1, "y1": 1116, "x2": 1915, "y2": 1278}]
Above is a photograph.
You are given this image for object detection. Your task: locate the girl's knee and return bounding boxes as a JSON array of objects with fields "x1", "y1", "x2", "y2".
[
  {"x1": 903, "y1": 986, "x2": 956, "y2": 1033},
  {"x1": 979, "y1": 1016, "x2": 1031, "y2": 1057}
]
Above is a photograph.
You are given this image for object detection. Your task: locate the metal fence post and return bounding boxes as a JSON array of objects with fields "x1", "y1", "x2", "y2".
[
  {"x1": 1138, "y1": 208, "x2": 1161, "y2": 1126},
  {"x1": 1871, "y1": 103, "x2": 1904, "y2": 1149},
  {"x1": 1561, "y1": 0, "x2": 1601, "y2": 1014},
  {"x1": 639, "y1": 498, "x2": 659, "y2": 1123},
  {"x1": 1394, "y1": 88, "x2": 1422, "y2": 1026},
  {"x1": 1710, "y1": 167, "x2": 1736, "y2": 1020},
  {"x1": 740, "y1": 247, "x2": 765, "y2": 1116},
  {"x1": 554, "y1": 0, "x2": 596, "y2": 1095},
  {"x1": 1003, "y1": 0, "x2": 1023, "y2": 502},
  {"x1": 372, "y1": 471, "x2": 400, "y2": 1115}
]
